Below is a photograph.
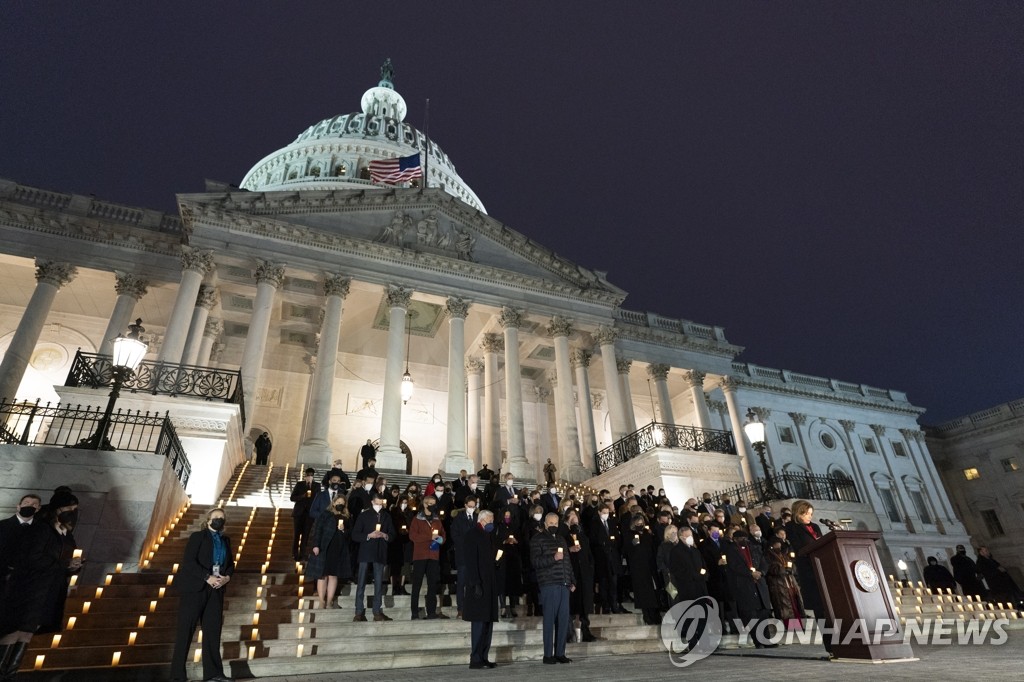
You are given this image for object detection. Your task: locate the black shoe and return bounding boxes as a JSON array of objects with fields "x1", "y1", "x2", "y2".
[
  {"x1": 543, "y1": 656, "x2": 557, "y2": 664},
  {"x1": 470, "y1": 662, "x2": 488, "y2": 669},
  {"x1": 205, "y1": 676, "x2": 234, "y2": 682},
  {"x1": 556, "y1": 656, "x2": 572, "y2": 664},
  {"x1": 411, "y1": 611, "x2": 420, "y2": 620},
  {"x1": 613, "y1": 606, "x2": 632, "y2": 614},
  {"x1": 486, "y1": 661, "x2": 497, "y2": 668},
  {"x1": 581, "y1": 626, "x2": 599, "y2": 642}
]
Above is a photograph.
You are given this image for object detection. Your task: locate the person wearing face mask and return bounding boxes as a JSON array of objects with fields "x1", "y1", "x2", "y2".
[
  {"x1": 409, "y1": 498, "x2": 449, "y2": 619},
  {"x1": 425, "y1": 474, "x2": 444, "y2": 498},
  {"x1": 531, "y1": 512, "x2": 575, "y2": 664},
  {"x1": 733, "y1": 500, "x2": 755, "y2": 530},
  {"x1": 351, "y1": 492, "x2": 395, "y2": 622},
  {"x1": 950, "y1": 543, "x2": 987, "y2": 600},
  {"x1": 541, "y1": 484, "x2": 561, "y2": 515},
  {"x1": 356, "y1": 457, "x2": 379, "y2": 483},
  {"x1": 290, "y1": 468, "x2": 321, "y2": 561},
  {"x1": 669, "y1": 527, "x2": 708, "y2": 603},
  {"x1": 700, "y1": 492, "x2": 716, "y2": 516},
  {"x1": 656, "y1": 524, "x2": 679, "y2": 603},
  {"x1": 698, "y1": 521, "x2": 732, "y2": 632},
  {"x1": 588, "y1": 503, "x2": 627, "y2": 614},
  {"x1": 169, "y1": 507, "x2": 233, "y2": 682},
  {"x1": 724, "y1": 530, "x2": 775, "y2": 648},
  {"x1": 306, "y1": 495, "x2": 352, "y2": 610},
  {"x1": 462, "y1": 509, "x2": 498, "y2": 669},
  {"x1": 451, "y1": 496, "x2": 479, "y2": 618},
  {"x1": 756, "y1": 505, "x2": 774, "y2": 538},
  {"x1": 560, "y1": 508, "x2": 598, "y2": 642},
  {"x1": 495, "y1": 507, "x2": 523, "y2": 619},
  {"x1": 765, "y1": 539, "x2": 804, "y2": 631},
  {"x1": 321, "y1": 458, "x2": 351, "y2": 492},
  {"x1": 522, "y1": 504, "x2": 547, "y2": 616},
  {"x1": 348, "y1": 475, "x2": 376, "y2": 521},
  {"x1": 388, "y1": 495, "x2": 414, "y2": 597},
  {"x1": 455, "y1": 475, "x2": 479, "y2": 506},
  {"x1": 0, "y1": 492, "x2": 83, "y2": 682},
  {"x1": 311, "y1": 474, "x2": 344, "y2": 522},
  {"x1": 0, "y1": 494, "x2": 41, "y2": 583},
  {"x1": 495, "y1": 473, "x2": 518, "y2": 507},
  {"x1": 623, "y1": 514, "x2": 660, "y2": 625}
]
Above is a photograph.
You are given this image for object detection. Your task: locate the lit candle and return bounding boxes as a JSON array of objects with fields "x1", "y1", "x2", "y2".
[
  {"x1": 297, "y1": 586, "x2": 304, "y2": 598},
  {"x1": 137, "y1": 616, "x2": 146, "y2": 628},
  {"x1": 721, "y1": 554, "x2": 727, "y2": 565},
  {"x1": 128, "y1": 632, "x2": 137, "y2": 646},
  {"x1": 158, "y1": 587, "x2": 166, "y2": 599},
  {"x1": 440, "y1": 510, "x2": 445, "y2": 516},
  {"x1": 375, "y1": 523, "x2": 381, "y2": 532},
  {"x1": 34, "y1": 655, "x2": 45, "y2": 670},
  {"x1": 104, "y1": 575, "x2": 112, "y2": 585},
  {"x1": 402, "y1": 525, "x2": 407, "y2": 531},
  {"x1": 72, "y1": 549, "x2": 83, "y2": 560},
  {"x1": 432, "y1": 529, "x2": 439, "y2": 537},
  {"x1": 66, "y1": 617, "x2": 76, "y2": 630},
  {"x1": 194, "y1": 649, "x2": 202, "y2": 663},
  {"x1": 115, "y1": 563, "x2": 123, "y2": 573},
  {"x1": 69, "y1": 575, "x2": 78, "y2": 587},
  {"x1": 496, "y1": 549, "x2": 504, "y2": 561},
  {"x1": 261, "y1": 575, "x2": 268, "y2": 586},
  {"x1": 297, "y1": 626, "x2": 305, "y2": 639},
  {"x1": 166, "y1": 575, "x2": 174, "y2": 586},
  {"x1": 149, "y1": 600, "x2": 157, "y2": 613},
  {"x1": 256, "y1": 598, "x2": 263, "y2": 610},
  {"x1": 556, "y1": 547, "x2": 563, "y2": 557},
  {"x1": 95, "y1": 587, "x2": 103, "y2": 599},
  {"x1": 750, "y1": 566, "x2": 756, "y2": 572},
  {"x1": 251, "y1": 628, "x2": 259, "y2": 641},
  {"x1": 51, "y1": 635, "x2": 61, "y2": 648},
  {"x1": 247, "y1": 646, "x2": 255, "y2": 660},
  {"x1": 111, "y1": 651, "x2": 121, "y2": 666},
  {"x1": 142, "y1": 560, "x2": 150, "y2": 568},
  {"x1": 198, "y1": 630, "x2": 203, "y2": 643},
  {"x1": 82, "y1": 601, "x2": 91, "y2": 614},
  {"x1": 700, "y1": 568, "x2": 707, "y2": 575},
  {"x1": 298, "y1": 611, "x2": 305, "y2": 623},
  {"x1": 297, "y1": 644, "x2": 304, "y2": 657},
  {"x1": 573, "y1": 535, "x2": 580, "y2": 547}
]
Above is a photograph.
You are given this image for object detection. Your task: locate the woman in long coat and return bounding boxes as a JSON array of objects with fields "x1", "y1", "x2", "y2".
[
  {"x1": 0, "y1": 492, "x2": 82, "y2": 680},
  {"x1": 306, "y1": 494, "x2": 352, "y2": 609},
  {"x1": 494, "y1": 506, "x2": 523, "y2": 617},
  {"x1": 462, "y1": 511, "x2": 499, "y2": 668},
  {"x1": 388, "y1": 494, "x2": 414, "y2": 595},
  {"x1": 765, "y1": 539, "x2": 804, "y2": 629},
  {"x1": 622, "y1": 514, "x2": 660, "y2": 625}
]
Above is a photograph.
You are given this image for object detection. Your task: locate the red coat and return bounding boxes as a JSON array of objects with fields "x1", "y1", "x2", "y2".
[{"x1": 409, "y1": 514, "x2": 446, "y2": 561}]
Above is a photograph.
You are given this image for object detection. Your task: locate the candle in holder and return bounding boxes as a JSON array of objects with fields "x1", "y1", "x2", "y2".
[
  {"x1": 440, "y1": 510, "x2": 445, "y2": 516},
  {"x1": 115, "y1": 563, "x2": 123, "y2": 573},
  {"x1": 375, "y1": 523, "x2": 381, "y2": 532},
  {"x1": 128, "y1": 631, "x2": 137, "y2": 646},
  {"x1": 572, "y1": 535, "x2": 580, "y2": 547},
  {"x1": 82, "y1": 602, "x2": 91, "y2": 614},
  {"x1": 556, "y1": 547, "x2": 563, "y2": 557},
  {"x1": 432, "y1": 529, "x2": 439, "y2": 537},
  {"x1": 721, "y1": 554, "x2": 727, "y2": 565},
  {"x1": 66, "y1": 617, "x2": 76, "y2": 631},
  {"x1": 72, "y1": 549, "x2": 83, "y2": 560},
  {"x1": 700, "y1": 568, "x2": 707, "y2": 575},
  {"x1": 337, "y1": 519, "x2": 344, "y2": 531},
  {"x1": 750, "y1": 566, "x2": 756, "y2": 573},
  {"x1": 402, "y1": 525, "x2": 407, "y2": 532},
  {"x1": 496, "y1": 549, "x2": 504, "y2": 561},
  {"x1": 111, "y1": 651, "x2": 121, "y2": 666},
  {"x1": 137, "y1": 616, "x2": 146, "y2": 628},
  {"x1": 306, "y1": 489, "x2": 312, "y2": 498}
]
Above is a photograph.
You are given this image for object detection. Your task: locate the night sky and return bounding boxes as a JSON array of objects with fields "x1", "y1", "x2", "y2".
[{"x1": 2, "y1": 2, "x2": 1021, "y2": 424}]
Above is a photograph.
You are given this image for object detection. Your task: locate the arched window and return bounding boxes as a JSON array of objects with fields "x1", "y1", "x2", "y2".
[{"x1": 829, "y1": 468, "x2": 858, "y2": 503}]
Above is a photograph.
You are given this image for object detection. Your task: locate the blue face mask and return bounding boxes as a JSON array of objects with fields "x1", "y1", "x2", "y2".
[
  {"x1": 483, "y1": 523, "x2": 494, "y2": 533},
  {"x1": 710, "y1": 530, "x2": 721, "y2": 541}
]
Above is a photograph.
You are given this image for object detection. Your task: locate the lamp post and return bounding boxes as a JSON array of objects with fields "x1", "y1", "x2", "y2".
[
  {"x1": 743, "y1": 408, "x2": 781, "y2": 501},
  {"x1": 897, "y1": 559, "x2": 910, "y2": 587},
  {"x1": 400, "y1": 311, "x2": 414, "y2": 405},
  {"x1": 84, "y1": 319, "x2": 148, "y2": 450}
]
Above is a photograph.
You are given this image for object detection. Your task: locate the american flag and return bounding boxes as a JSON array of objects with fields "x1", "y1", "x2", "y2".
[{"x1": 368, "y1": 153, "x2": 423, "y2": 185}]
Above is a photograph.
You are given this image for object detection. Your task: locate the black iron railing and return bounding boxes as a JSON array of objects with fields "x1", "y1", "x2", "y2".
[
  {"x1": 65, "y1": 350, "x2": 245, "y2": 424},
  {"x1": 714, "y1": 472, "x2": 860, "y2": 505},
  {"x1": 0, "y1": 399, "x2": 191, "y2": 488},
  {"x1": 595, "y1": 421, "x2": 737, "y2": 474}
]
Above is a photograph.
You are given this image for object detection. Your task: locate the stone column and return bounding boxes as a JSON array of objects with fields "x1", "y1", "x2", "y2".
[
  {"x1": 500, "y1": 307, "x2": 530, "y2": 479},
  {"x1": 789, "y1": 412, "x2": 816, "y2": 471},
  {"x1": 180, "y1": 285, "x2": 218, "y2": 366},
  {"x1": 594, "y1": 326, "x2": 628, "y2": 441},
  {"x1": 720, "y1": 376, "x2": 755, "y2": 483},
  {"x1": 617, "y1": 357, "x2": 637, "y2": 431},
  {"x1": 534, "y1": 386, "x2": 553, "y2": 482},
  {"x1": 98, "y1": 272, "x2": 149, "y2": 356},
  {"x1": 156, "y1": 248, "x2": 214, "y2": 365},
  {"x1": 377, "y1": 285, "x2": 412, "y2": 470},
  {"x1": 440, "y1": 297, "x2": 473, "y2": 474},
  {"x1": 481, "y1": 332, "x2": 503, "y2": 471},
  {"x1": 646, "y1": 363, "x2": 675, "y2": 426},
  {"x1": 548, "y1": 316, "x2": 588, "y2": 482},
  {"x1": 571, "y1": 349, "x2": 598, "y2": 474},
  {"x1": 298, "y1": 274, "x2": 351, "y2": 464},
  {"x1": 196, "y1": 318, "x2": 222, "y2": 367},
  {"x1": 682, "y1": 370, "x2": 711, "y2": 429},
  {"x1": 466, "y1": 358, "x2": 484, "y2": 468},
  {"x1": 0, "y1": 260, "x2": 77, "y2": 401},
  {"x1": 239, "y1": 260, "x2": 285, "y2": 425},
  {"x1": 908, "y1": 430, "x2": 955, "y2": 522},
  {"x1": 707, "y1": 399, "x2": 730, "y2": 431}
]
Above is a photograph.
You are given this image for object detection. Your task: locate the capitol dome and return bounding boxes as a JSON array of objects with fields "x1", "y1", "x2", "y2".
[{"x1": 239, "y1": 60, "x2": 486, "y2": 213}]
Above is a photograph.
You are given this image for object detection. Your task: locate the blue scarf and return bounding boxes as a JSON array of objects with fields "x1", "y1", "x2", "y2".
[{"x1": 210, "y1": 530, "x2": 226, "y2": 567}]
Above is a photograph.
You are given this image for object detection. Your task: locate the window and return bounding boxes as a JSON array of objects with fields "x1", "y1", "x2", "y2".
[
  {"x1": 878, "y1": 487, "x2": 902, "y2": 523},
  {"x1": 777, "y1": 426, "x2": 795, "y2": 444},
  {"x1": 963, "y1": 467, "x2": 981, "y2": 481},
  {"x1": 909, "y1": 490, "x2": 932, "y2": 525},
  {"x1": 981, "y1": 509, "x2": 1004, "y2": 537},
  {"x1": 861, "y1": 437, "x2": 877, "y2": 454},
  {"x1": 1001, "y1": 457, "x2": 1019, "y2": 472},
  {"x1": 891, "y1": 441, "x2": 908, "y2": 457},
  {"x1": 820, "y1": 432, "x2": 836, "y2": 449}
]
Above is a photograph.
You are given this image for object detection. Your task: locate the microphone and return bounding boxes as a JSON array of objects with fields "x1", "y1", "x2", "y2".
[{"x1": 819, "y1": 518, "x2": 839, "y2": 531}]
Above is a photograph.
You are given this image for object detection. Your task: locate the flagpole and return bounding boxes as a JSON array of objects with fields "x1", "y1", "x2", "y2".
[{"x1": 422, "y1": 98, "x2": 430, "y2": 191}]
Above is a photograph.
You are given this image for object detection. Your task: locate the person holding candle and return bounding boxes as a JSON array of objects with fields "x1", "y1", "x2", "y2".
[
  {"x1": 531, "y1": 513, "x2": 575, "y2": 664},
  {"x1": 669, "y1": 527, "x2": 708, "y2": 603},
  {"x1": 623, "y1": 514, "x2": 660, "y2": 625},
  {"x1": 765, "y1": 537, "x2": 804, "y2": 630},
  {"x1": 388, "y1": 494, "x2": 414, "y2": 597},
  {"x1": 351, "y1": 491, "x2": 394, "y2": 622},
  {"x1": 784, "y1": 499, "x2": 830, "y2": 652},
  {"x1": 169, "y1": 507, "x2": 233, "y2": 682},
  {"x1": 306, "y1": 494, "x2": 351, "y2": 609},
  {"x1": 0, "y1": 492, "x2": 81, "y2": 682},
  {"x1": 462, "y1": 509, "x2": 498, "y2": 668},
  {"x1": 290, "y1": 468, "x2": 321, "y2": 561},
  {"x1": 724, "y1": 530, "x2": 775, "y2": 648},
  {"x1": 560, "y1": 508, "x2": 597, "y2": 642},
  {"x1": 409, "y1": 496, "x2": 448, "y2": 619},
  {"x1": 0, "y1": 494, "x2": 41, "y2": 583},
  {"x1": 589, "y1": 502, "x2": 627, "y2": 615},
  {"x1": 495, "y1": 507, "x2": 523, "y2": 619}
]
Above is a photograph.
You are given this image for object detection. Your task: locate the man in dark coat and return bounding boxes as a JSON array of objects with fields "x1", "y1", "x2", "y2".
[
  {"x1": 360, "y1": 439, "x2": 376, "y2": 469},
  {"x1": 351, "y1": 492, "x2": 395, "y2": 621},
  {"x1": 725, "y1": 530, "x2": 775, "y2": 648},
  {"x1": 560, "y1": 509, "x2": 598, "y2": 642},
  {"x1": 289, "y1": 468, "x2": 320, "y2": 561},
  {"x1": 622, "y1": 514, "x2": 660, "y2": 625},
  {"x1": 923, "y1": 556, "x2": 957, "y2": 593},
  {"x1": 0, "y1": 494, "x2": 41, "y2": 581},
  {"x1": 462, "y1": 510, "x2": 498, "y2": 669},
  {"x1": 589, "y1": 503, "x2": 627, "y2": 614},
  {"x1": 320, "y1": 459, "x2": 351, "y2": 492},
  {"x1": 950, "y1": 544, "x2": 987, "y2": 599},
  {"x1": 451, "y1": 496, "x2": 479, "y2": 618},
  {"x1": 540, "y1": 486, "x2": 561, "y2": 515},
  {"x1": 169, "y1": 507, "x2": 234, "y2": 682},
  {"x1": 477, "y1": 464, "x2": 494, "y2": 481},
  {"x1": 532, "y1": 512, "x2": 576, "y2": 664},
  {"x1": 976, "y1": 547, "x2": 1024, "y2": 607},
  {"x1": 669, "y1": 527, "x2": 708, "y2": 602},
  {"x1": 494, "y1": 473, "x2": 519, "y2": 508},
  {"x1": 698, "y1": 522, "x2": 732, "y2": 629},
  {"x1": 253, "y1": 432, "x2": 272, "y2": 465}
]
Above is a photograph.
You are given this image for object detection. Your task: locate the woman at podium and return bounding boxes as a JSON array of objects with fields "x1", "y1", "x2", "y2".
[{"x1": 785, "y1": 500, "x2": 832, "y2": 653}]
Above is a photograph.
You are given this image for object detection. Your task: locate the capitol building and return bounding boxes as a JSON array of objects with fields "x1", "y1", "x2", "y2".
[{"x1": 0, "y1": 65, "x2": 973, "y2": 583}]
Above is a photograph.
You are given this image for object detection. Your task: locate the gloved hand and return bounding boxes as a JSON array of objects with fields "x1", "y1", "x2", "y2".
[{"x1": 473, "y1": 585, "x2": 483, "y2": 598}]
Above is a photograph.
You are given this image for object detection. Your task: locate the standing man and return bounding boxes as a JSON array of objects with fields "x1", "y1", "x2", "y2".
[
  {"x1": 451, "y1": 496, "x2": 479, "y2": 618},
  {"x1": 0, "y1": 494, "x2": 41, "y2": 581},
  {"x1": 950, "y1": 544, "x2": 987, "y2": 599},
  {"x1": 543, "y1": 458, "x2": 558, "y2": 486},
  {"x1": 540, "y1": 485, "x2": 561, "y2": 515},
  {"x1": 351, "y1": 492, "x2": 395, "y2": 622},
  {"x1": 169, "y1": 508, "x2": 233, "y2": 682},
  {"x1": 532, "y1": 512, "x2": 575, "y2": 664},
  {"x1": 462, "y1": 509, "x2": 498, "y2": 669},
  {"x1": 725, "y1": 530, "x2": 775, "y2": 648},
  {"x1": 360, "y1": 439, "x2": 376, "y2": 470},
  {"x1": 409, "y1": 495, "x2": 448, "y2": 619},
  {"x1": 289, "y1": 468, "x2": 320, "y2": 561},
  {"x1": 253, "y1": 432, "x2": 272, "y2": 465}
]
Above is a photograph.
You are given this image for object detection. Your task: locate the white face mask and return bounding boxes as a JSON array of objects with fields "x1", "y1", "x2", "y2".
[
  {"x1": 364, "y1": 484, "x2": 372, "y2": 491},
  {"x1": 466, "y1": 507, "x2": 475, "y2": 515},
  {"x1": 599, "y1": 513, "x2": 609, "y2": 521},
  {"x1": 469, "y1": 483, "x2": 477, "y2": 490},
  {"x1": 372, "y1": 504, "x2": 382, "y2": 513},
  {"x1": 738, "y1": 507, "x2": 747, "y2": 513},
  {"x1": 435, "y1": 489, "x2": 443, "y2": 497},
  {"x1": 533, "y1": 513, "x2": 542, "y2": 522},
  {"x1": 753, "y1": 531, "x2": 762, "y2": 539},
  {"x1": 684, "y1": 536, "x2": 695, "y2": 547},
  {"x1": 433, "y1": 478, "x2": 441, "y2": 484},
  {"x1": 400, "y1": 502, "x2": 408, "y2": 510},
  {"x1": 550, "y1": 488, "x2": 558, "y2": 495}
]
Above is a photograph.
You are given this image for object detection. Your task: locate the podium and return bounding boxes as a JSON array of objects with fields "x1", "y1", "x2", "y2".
[{"x1": 798, "y1": 529, "x2": 915, "y2": 661}]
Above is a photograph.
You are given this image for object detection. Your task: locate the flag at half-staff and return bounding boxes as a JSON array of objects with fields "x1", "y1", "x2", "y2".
[{"x1": 368, "y1": 153, "x2": 423, "y2": 185}]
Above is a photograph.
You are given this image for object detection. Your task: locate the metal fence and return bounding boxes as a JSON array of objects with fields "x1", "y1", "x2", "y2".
[
  {"x1": 595, "y1": 421, "x2": 737, "y2": 474},
  {"x1": 65, "y1": 350, "x2": 245, "y2": 424},
  {"x1": 714, "y1": 471, "x2": 860, "y2": 505},
  {"x1": 0, "y1": 399, "x2": 191, "y2": 488}
]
